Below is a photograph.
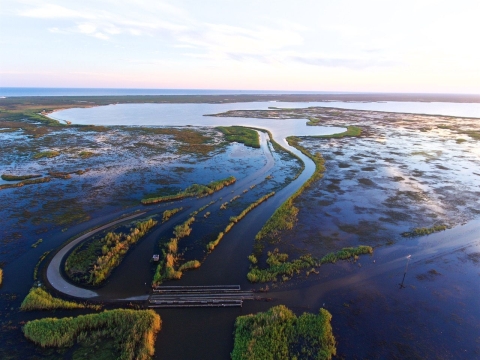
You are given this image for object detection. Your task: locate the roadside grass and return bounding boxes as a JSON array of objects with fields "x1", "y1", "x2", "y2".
[
  {"x1": 232, "y1": 305, "x2": 336, "y2": 360},
  {"x1": 20, "y1": 287, "x2": 101, "y2": 311},
  {"x1": 216, "y1": 126, "x2": 260, "y2": 148},
  {"x1": 23, "y1": 309, "x2": 161, "y2": 360}
]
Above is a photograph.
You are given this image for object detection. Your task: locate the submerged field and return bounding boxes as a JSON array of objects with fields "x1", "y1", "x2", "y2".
[{"x1": 1, "y1": 97, "x2": 480, "y2": 359}]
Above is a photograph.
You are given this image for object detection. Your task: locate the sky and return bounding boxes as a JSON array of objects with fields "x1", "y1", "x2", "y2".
[{"x1": 1, "y1": 0, "x2": 479, "y2": 93}]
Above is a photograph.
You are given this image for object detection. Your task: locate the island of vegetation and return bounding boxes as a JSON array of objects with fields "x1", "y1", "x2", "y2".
[
  {"x1": 216, "y1": 126, "x2": 260, "y2": 148},
  {"x1": 141, "y1": 176, "x2": 236, "y2": 204},
  {"x1": 23, "y1": 309, "x2": 161, "y2": 360},
  {"x1": 247, "y1": 246, "x2": 373, "y2": 283},
  {"x1": 231, "y1": 305, "x2": 336, "y2": 360}
]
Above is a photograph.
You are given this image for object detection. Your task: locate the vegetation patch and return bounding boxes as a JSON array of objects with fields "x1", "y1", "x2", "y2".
[
  {"x1": 79, "y1": 150, "x2": 95, "y2": 158},
  {"x1": 20, "y1": 287, "x2": 101, "y2": 311},
  {"x1": 66, "y1": 218, "x2": 157, "y2": 285},
  {"x1": 216, "y1": 126, "x2": 260, "y2": 148},
  {"x1": 401, "y1": 224, "x2": 449, "y2": 237},
  {"x1": 316, "y1": 125, "x2": 362, "y2": 138},
  {"x1": 152, "y1": 216, "x2": 196, "y2": 286},
  {"x1": 23, "y1": 309, "x2": 161, "y2": 360},
  {"x1": 0, "y1": 176, "x2": 51, "y2": 190},
  {"x1": 206, "y1": 192, "x2": 275, "y2": 251},
  {"x1": 247, "y1": 249, "x2": 317, "y2": 283},
  {"x1": 33, "y1": 150, "x2": 60, "y2": 159},
  {"x1": 248, "y1": 246, "x2": 373, "y2": 283},
  {"x1": 1, "y1": 174, "x2": 42, "y2": 181},
  {"x1": 141, "y1": 176, "x2": 236, "y2": 204},
  {"x1": 320, "y1": 246, "x2": 373, "y2": 264},
  {"x1": 162, "y1": 207, "x2": 182, "y2": 223},
  {"x1": 231, "y1": 305, "x2": 336, "y2": 360}
]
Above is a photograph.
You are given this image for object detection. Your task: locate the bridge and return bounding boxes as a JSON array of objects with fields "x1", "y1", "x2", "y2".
[{"x1": 148, "y1": 285, "x2": 255, "y2": 308}]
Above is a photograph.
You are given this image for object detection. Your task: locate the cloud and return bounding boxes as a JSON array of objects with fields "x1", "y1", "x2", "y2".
[{"x1": 290, "y1": 55, "x2": 399, "y2": 69}]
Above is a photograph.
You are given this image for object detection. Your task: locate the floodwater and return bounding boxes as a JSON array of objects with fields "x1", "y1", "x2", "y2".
[{"x1": 2, "y1": 101, "x2": 478, "y2": 359}]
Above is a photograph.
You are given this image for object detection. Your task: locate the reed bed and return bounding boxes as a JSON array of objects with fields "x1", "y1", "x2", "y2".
[
  {"x1": 20, "y1": 287, "x2": 101, "y2": 311},
  {"x1": 232, "y1": 305, "x2": 336, "y2": 360},
  {"x1": 141, "y1": 176, "x2": 236, "y2": 204},
  {"x1": 23, "y1": 309, "x2": 161, "y2": 360}
]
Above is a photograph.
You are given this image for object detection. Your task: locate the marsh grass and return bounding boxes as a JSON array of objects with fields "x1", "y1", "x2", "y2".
[
  {"x1": 33, "y1": 251, "x2": 51, "y2": 281},
  {"x1": 162, "y1": 207, "x2": 182, "y2": 223},
  {"x1": 141, "y1": 176, "x2": 236, "y2": 204},
  {"x1": 33, "y1": 150, "x2": 60, "y2": 159},
  {"x1": 0, "y1": 176, "x2": 51, "y2": 190},
  {"x1": 79, "y1": 151, "x2": 95, "y2": 158},
  {"x1": 20, "y1": 287, "x2": 101, "y2": 311},
  {"x1": 1, "y1": 174, "x2": 42, "y2": 181},
  {"x1": 320, "y1": 246, "x2": 373, "y2": 264},
  {"x1": 23, "y1": 309, "x2": 161, "y2": 360},
  {"x1": 248, "y1": 246, "x2": 373, "y2": 283},
  {"x1": 401, "y1": 224, "x2": 449, "y2": 237},
  {"x1": 152, "y1": 216, "x2": 197, "y2": 285},
  {"x1": 206, "y1": 192, "x2": 275, "y2": 251},
  {"x1": 316, "y1": 125, "x2": 362, "y2": 138},
  {"x1": 231, "y1": 305, "x2": 336, "y2": 360},
  {"x1": 216, "y1": 126, "x2": 260, "y2": 148},
  {"x1": 247, "y1": 249, "x2": 317, "y2": 283}
]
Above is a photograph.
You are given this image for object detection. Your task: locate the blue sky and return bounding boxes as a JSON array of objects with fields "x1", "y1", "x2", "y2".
[{"x1": 1, "y1": 0, "x2": 479, "y2": 93}]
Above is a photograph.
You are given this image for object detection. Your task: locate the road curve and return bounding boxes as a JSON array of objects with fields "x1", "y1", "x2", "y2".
[{"x1": 46, "y1": 212, "x2": 147, "y2": 299}]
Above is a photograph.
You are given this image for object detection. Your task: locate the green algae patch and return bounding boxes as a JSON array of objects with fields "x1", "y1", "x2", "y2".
[
  {"x1": 23, "y1": 309, "x2": 161, "y2": 360},
  {"x1": 231, "y1": 305, "x2": 336, "y2": 360}
]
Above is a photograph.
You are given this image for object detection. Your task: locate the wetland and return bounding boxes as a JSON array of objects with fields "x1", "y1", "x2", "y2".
[{"x1": 0, "y1": 94, "x2": 479, "y2": 359}]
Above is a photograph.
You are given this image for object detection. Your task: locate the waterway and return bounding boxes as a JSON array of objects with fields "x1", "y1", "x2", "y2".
[{"x1": 46, "y1": 102, "x2": 480, "y2": 359}]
